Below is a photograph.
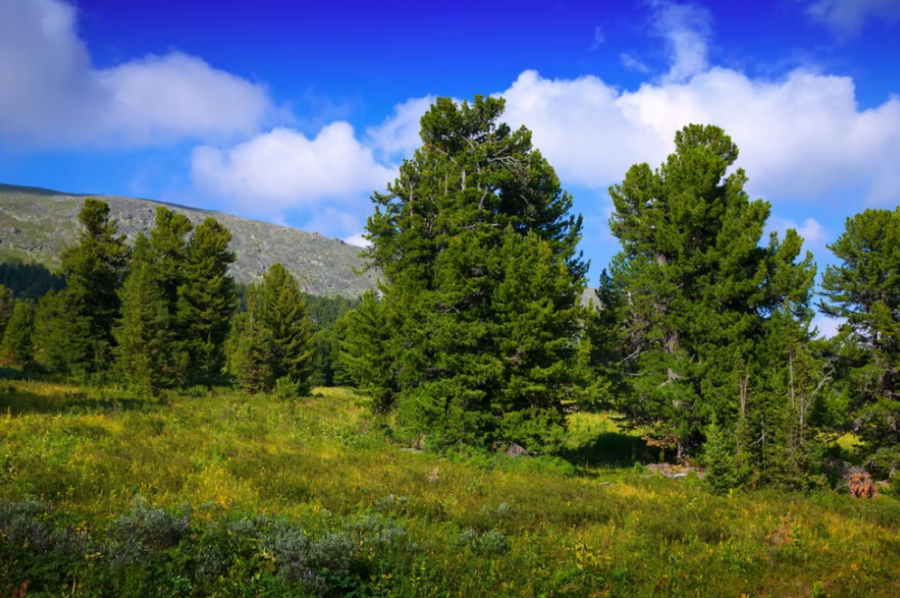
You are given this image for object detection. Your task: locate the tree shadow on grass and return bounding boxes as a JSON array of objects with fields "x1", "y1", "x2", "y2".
[
  {"x1": 0, "y1": 386, "x2": 162, "y2": 417},
  {"x1": 560, "y1": 432, "x2": 658, "y2": 469}
]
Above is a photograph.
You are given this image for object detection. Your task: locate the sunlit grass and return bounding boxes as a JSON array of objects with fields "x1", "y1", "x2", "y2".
[{"x1": 0, "y1": 379, "x2": 898, "y2": 597}]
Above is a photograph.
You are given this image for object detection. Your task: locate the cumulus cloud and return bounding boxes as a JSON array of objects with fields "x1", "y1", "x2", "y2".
[
  {"x1": 497, "y1": 66, "x2": 900, "y2": 204},
  {"x1": 812, "y1": 314, "x2": 844, "y2": 339},
  {"x1": 649, "y1": 0, "x2": 712, "y2": 82},
  {"x1": 191, "y1": 123, "x2": 396, "y2": 213},
  {"x1": 806, "y1": 0, "x2": 900, "y2": 36},
  {"x1": 365, "y1": 95, "x2": 437, "y2": 159},
  {"x1": 343, "y1": 233, "x2": 372, "y2": 248},
  {"x1": 0, "y1": 0, "x2": 271, "y2": 147},
  {"x1": 767, "y1": 217, "x2": 829, "y2": 253}
]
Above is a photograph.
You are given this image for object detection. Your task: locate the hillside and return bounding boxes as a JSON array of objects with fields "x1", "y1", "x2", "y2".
[{"x1": 0, "y1": 183, "x2": 378, "y2": 298}]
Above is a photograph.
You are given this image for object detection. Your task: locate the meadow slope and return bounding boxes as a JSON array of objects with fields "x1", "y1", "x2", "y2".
[{"x1": 0, "y1": 381, "x2": 897, "y2": 597}]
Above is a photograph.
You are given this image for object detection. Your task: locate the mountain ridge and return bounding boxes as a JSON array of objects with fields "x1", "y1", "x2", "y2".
[{"x1": 0, "y1": 183, "x2": 379, "y2": 298}]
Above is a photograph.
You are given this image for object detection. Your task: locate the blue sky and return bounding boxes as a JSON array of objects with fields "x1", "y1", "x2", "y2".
[{"x1": 2, "y1": 0, "x2": 900, "y2": 334}]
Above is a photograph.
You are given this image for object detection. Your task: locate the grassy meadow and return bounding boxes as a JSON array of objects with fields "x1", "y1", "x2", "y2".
[{"x1": 0, "y1": 380, "x2": 898, "y2": 597}]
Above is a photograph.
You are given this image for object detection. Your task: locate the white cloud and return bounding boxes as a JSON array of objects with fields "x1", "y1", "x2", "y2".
[
  {"x1": 366, "y1": 95, "x2": 436, "y2": 159},
  {"x1": 191, "y1": 123, "x2": 396, "y2": 213},
  {"x1": 767, "y1": 216, "x2": 829, "y2": 252},
  {"x1": 649, "y1": 0, "x2": 712, "y2": 83},
  {"x1": 0, "y1": 0, "x2": 271, "y2": 147},
  {"x1": 621, "y1": 53, "x2": 652, "y2": 74},
  {"x1": 497, "y1": 66, "x2": 900, "y2": 204},
  {"x1": 343, "y1": 233, "x2": 372, "y2": 248},
  {"x1": 812, "y1": 314, "x2": 844, "y2": 339},
  {"x1": 589, "y1": 26, "x2": 605, "y2": 51},
  {"x1": 806, "y1": 0, "x2": 900, "y2": 36}
]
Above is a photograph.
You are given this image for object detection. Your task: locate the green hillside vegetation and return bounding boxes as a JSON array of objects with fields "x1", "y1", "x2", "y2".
[{"x1": 0, "y1": 95, "x2": 899, "y2": 596}]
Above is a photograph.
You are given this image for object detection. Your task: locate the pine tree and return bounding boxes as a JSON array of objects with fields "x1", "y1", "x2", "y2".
[
  {"x1": 37, "y1": 199, "x2": 129, "y2": 375},
  {"x1": 342, "y1": 291, "x2": 402, "y2": 413},
  {"x1": 255, "y1": 264, "x2": 313, "y2": 394},
  {"x1": 31, "y1": 289, "x2": 74, "y2": 373},
  {"x1": 819, "y1": 208, "x2": 900, "y2": 473},
  {"x1": 0, "y1": 300, "x2": 34, "y2": 369},
  {"x1": 177, "y1": 217, "x2": 236, "y2": 378},
  {"x1": 113, "y1": 233, "x2": 175, "y2": 396},
  {"x1": 149, "y1": 207, "x2": 193, "y2": 380},
  {"x1": 230, "y1": 291, "x2": 278, "y2": 394},
  {"x1": 0, "y1": 284, "x2": 14, "y2": 338},
  {"x1": 356, "y1": 95, "x2": 586, "y2": 451},
  {"x1": 704, "y1": 420, "x2": 738, "y2": 494},
  {"x1": 603, "y1": 124, "x2": 815, "y2": 459}
]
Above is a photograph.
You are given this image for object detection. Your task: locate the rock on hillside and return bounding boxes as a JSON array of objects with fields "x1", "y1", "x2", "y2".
[{"x1": 0, "y1": 183, "x2": 378, "y2": 298}]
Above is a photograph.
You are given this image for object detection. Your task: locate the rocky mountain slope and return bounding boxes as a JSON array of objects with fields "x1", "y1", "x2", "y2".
[{"x1": 0, "y1": 183, "x2": 378, "y2": 298}]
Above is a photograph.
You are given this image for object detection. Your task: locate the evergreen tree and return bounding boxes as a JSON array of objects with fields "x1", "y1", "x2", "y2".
[
  {"x1": 0, "y1": 261, "x2": 65, "y2": 300},
  {"x1": 113, "y1": 233, "x2": 174, "y2": 396},
  {"x1": 355, "y1": 95, "x2": 586, "y2": 451},
  {"x1": 819, "y1": 208, "x2": 900, "y2": 473},
  {"x1": 36, "y1": 199, "x2": 129, "y2": 375},
  {"x1": 31, "y1": 289, "x2": 73, "y2": 373},
  {"x1": 704, "y1": 420, "x2": 739, "y2": 494},
  {"x1": 0, "y1": 284, "x2": 14, "y2": 338},
  {"x1": 255, "y1": 264, "x2": 313, "y2": 393},
  {"x1": 149, "y1": 207, "x2": 193, "y2": 380},
  {"x1": 230, "y1": 292, "x2": 278, "y2": 394},
  {"x1": 0, "y1": 300, "x2": 34, "y2": 369},
  {"x1": 177, "y1": 217, "x2": 236, "y2": 378},
  {"x1": 342, "y1": 291, "x2": 402, "y2": 413},
  {"x1": 602, "y1": 125, "x2": 816, "y2": 459}
]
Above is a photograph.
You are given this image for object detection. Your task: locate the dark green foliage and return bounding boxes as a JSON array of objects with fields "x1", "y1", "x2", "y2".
[
  {"x1": 0, "y1": 300, "x2": 34, "y2": 368},
  {"x1": 113, "y1": 234, "x2": 176, "y2": 396},
  {"x1": 32, "y1": 199, "x2": 129, "y2": 375},
  {"x1": 703, "y1": 420, "x2": 739, "y2": 493},
  {"x1": 227, "y1": 266, "x2": 312, "y2": 395},
  {"x1": 230, "y1": 310, "x2": 278, "y2": 394},
  {"x1": 0, "y1": 284, "x2": 13, "y2": 338},
  {"x1": 0, "y1": 260, "x2": 65, "y2": 300},
  {"x1": 254, "y1": 263, "x2": 313, "y2": 393},
  {"x1": 177, "y1": 217, "x2": 237, "y2": 377},
  {"x1": 355, "y1": 95, "x2": 586, "y2": 452},
  {"x1": 31, "y1": 289, "x2": 73, "y2": 373},
  {"x1": 819, "y1": 208, "x2": 900, "y2": 473},
  {"x1": 601, "y1": 124, "x2": 817, "y2": 461},
  {"x1": 341, "y1": 291, "x2": 401, "y2": 412}
]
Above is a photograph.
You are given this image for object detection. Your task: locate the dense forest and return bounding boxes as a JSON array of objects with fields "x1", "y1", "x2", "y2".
[{"x1": 1, "y1": 94, "x2": 897, "y2": 497}]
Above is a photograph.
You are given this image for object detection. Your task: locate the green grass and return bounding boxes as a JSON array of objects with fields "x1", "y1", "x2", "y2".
[{"x1": 0, "y1": 380, "x2": 897, "y2": 597}]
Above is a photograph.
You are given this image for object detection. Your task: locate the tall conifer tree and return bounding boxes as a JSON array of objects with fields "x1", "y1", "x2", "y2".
[
  {"x1": 113, "y1": 233, "x2": 175, "y2": 395},
  {"x1": 353, "y1": 95, "x2": 586, "y2": 451},
  {"x1": 602, "y1": 125, "x2": 816, "y2": 459},
  {"x1": 0, "y1": 300, "x2": 34, "y2": 369},
  {"x1": 177, "y1": 217, "x2": 236, "y2": 378},
  {"x1": 819, "y1": 208, "x2": 900, "y2": 473},
  {"x1": 33, "y1": 199, "x2": 128, "y2": 375},
  {"x1": 0, "y1": 285, "x2": 14, "y2": 339}
]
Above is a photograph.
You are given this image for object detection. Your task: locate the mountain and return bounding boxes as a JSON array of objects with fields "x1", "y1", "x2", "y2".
[{"x1": 0, "y1": 183, "x2": 378, "y2": 298}]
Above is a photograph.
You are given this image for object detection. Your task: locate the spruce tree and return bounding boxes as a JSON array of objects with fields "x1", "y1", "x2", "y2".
[
  {"x1": 342, "y1": 291, "x2": 401, "y2": 412},
  {"x1": 602, "y1": 125, "x2": 816, "y2": 459},
  {"x1": 0, "y1": 300, "x2": 34, "y2": 369},
  {"x1": 39, "y1": 199, "x2": 129, "y2": 375},
  {"x1": 149, "y1": 207, "x2": 193, "y2": 380},
  {"x1": 113, "y1": 233, "x2": 175, "y2": 396},
  {"x1": 31, "y1": 289, "x2": 72, "y2": 373},
  {"x1": 255, "y1": 263, "x2": 313, "y2": 393},
  {"x1": 819, "y1": 208, "x2": 900, "y2": 472},
  {"x1": 177, "y1": 217, "x2": 236, "y2": 378},
  {"x1": 355, "y1": 95, "x2": 586, "y2": 451},
  {"x1": 704, "y1": 420, "x2": 738, "y2": 493},
  {"x1": 0, "y1": 284, "x2": 14, "y2": 338},
  {"x1": 229, "y1": 290, "x2": 278, "y2": 394}
]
